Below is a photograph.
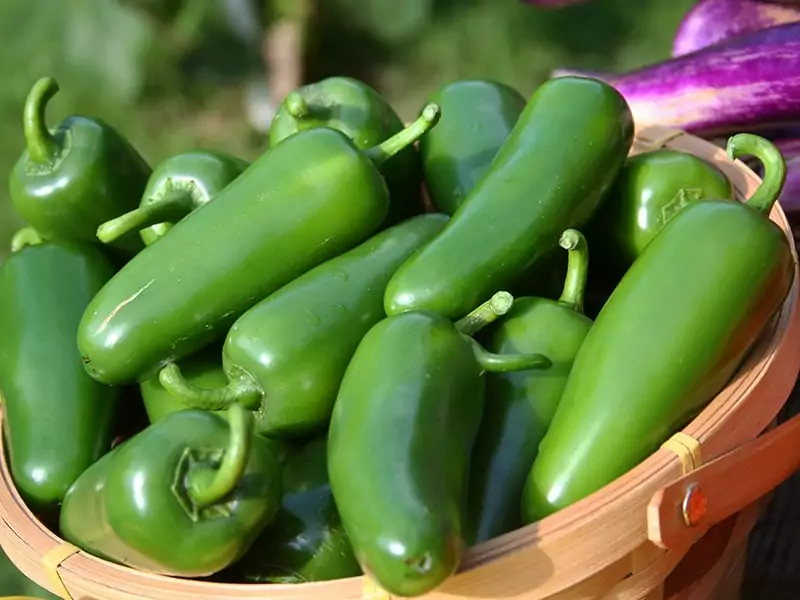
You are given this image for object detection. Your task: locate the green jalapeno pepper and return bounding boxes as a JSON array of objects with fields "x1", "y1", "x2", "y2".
[
  {"x1": 78, "y1": 105, "x2": 441, "y2": 386},
  {"x1": 158, "y1": 213, "x2": 449, "y2": 438},
  {"x1": 8, "y1": 77, "x2": 151, "y2": 258},
  {"x1": 587, "y1": 148, "x2": 735, "y2": 276},
  {"x1": 522, "y1": 134, "x2": 795, "y2": 522},
  {"x1": 270, "y1": 76, "x2": 425, "y2": 224},
  {"x1": 0, "y1": 234, "x2": 121, "y2": 520},
  {"x1": 59, "y1": 403, "x2": 282, "y2": 577},
  {"x1": 328, "y1": 292, "x2": 552, "y2": 597},
  {"x1": 465, "y1": 229, "x2": 593, "y2": 545},
  {"x1": 96, "y1": 150, "x2": 249, "y2": 246},
  {"x1": 419, "y1": 79, "x2": 526, "y2": 215},
  {"x1": 221, "y1": 435, "x2": 361, "y2": 583},
  {"x1": 384, "y1": 76, "x2": 634, "y2": 321}
]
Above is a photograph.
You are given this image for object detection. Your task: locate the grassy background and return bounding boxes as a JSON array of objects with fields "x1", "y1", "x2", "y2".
[{"x1": 0, "y1": 0, "x2": 695, "y2": 594}]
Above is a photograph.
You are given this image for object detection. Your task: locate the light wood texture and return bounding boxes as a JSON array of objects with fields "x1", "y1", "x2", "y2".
[
  {"x1": 0, "y1": 126, "x2": 797, "y2": 600},
  {"x1": 648, "y1": 415, "x2": 800, "y2": 550}
]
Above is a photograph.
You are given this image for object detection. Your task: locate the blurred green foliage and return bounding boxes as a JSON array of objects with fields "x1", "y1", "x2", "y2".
[
  {"x1": 0, "y1": 0, "x2": 696, "y2": 262},
  {"x1": 0, "y1": 0, "x2": 697, "y2": 593},
  {"x1": 0, "y1": 0, "x2": 696, "y2": 263}
]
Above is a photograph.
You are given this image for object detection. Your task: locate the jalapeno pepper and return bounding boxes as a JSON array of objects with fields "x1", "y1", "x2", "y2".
[
  {"x1": 587, "y1": 148, "x2": 735, "y2": 275},
  {"x1": 385, "y1": 76, "x2": 634, "y2": 320},
  {"x1": 96, "y1": 150, "x2": 249, "y2": 246},
  {"x1": 465, "y1": 229, "x2": 593, "y2": 545},
  {"x1": 328, "y1": 293, "x2": 552, "y2": 596},
  {"x1": 522, "y1": 134, "x2": 795, "y2": 522},
  {"x1": 78, "y1": 105, "x2": 441, "y2": 386},
  {"x1": 8, "y1": 77, "x2": 151, "y2": 258},
  {"x1": 270, "y1": 76, "x2": 425, "y2": 224},
  {"x1": 59, "y1": 403, "x2": 282, "y2": 577},
  {"x1": 221, "y1": 435, "x2": 361, "y2": 583},
  {"x1": 419, "y1": 79, "x2": 526, "y2": 215},
  {"x1": 158, "y1": 213, "x2": 448, "y2": 438},
  {"x1": 0, "y1": 235, "x2": 121, "y2": 520}
]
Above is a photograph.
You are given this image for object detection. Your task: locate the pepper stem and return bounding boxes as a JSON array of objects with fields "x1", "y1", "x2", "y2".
[
  {"x1": 96, "y1": 191, "x2": 194, "y2": 244},
  {"x1": 186, "y1": 402, "x2": 253, "y2": 509},
  {"x1": 159, "y1": 363, "x2": 262, "y2": 411},
  {"x1": 726, "y1": 133, "x2": 786, "y2": 215},
  {"x1": 24, "y1": 76, "x2": 62, "y2": 165},
  {"x1": 557, "y1": 229, "x2": 588, "y2": 314},
  {"x1": 10, "y1": 227, "x2": 44, "y2": 252},
  {"x1": 456, "y1": 291, "x2": 514, "y2": 336},
  {"x1": 284, "y1": 91, "x2": 311, "y2": 119},
  {"x1": 365, "y1": 103, "x2": 441, "y2": 167},
  {"x1": 470, "y1": 338, "x2": 552, "y2": 373}
]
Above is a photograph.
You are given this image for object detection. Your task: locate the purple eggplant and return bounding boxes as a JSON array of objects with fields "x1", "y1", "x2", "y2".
[
  {"x1": 776, "y1": 137, "x2": 800, "y2": 160},
  {"x1": 673, "y1": 0, "x2": 800, "y2": 57},
  {"x1": 552, "y1": 23, "x2": 800, "y2": 138}
]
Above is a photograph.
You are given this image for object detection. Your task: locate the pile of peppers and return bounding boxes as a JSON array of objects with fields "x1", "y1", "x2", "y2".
[{"x1": 0, "y1": 64, "x2": 795, "y2": 598}]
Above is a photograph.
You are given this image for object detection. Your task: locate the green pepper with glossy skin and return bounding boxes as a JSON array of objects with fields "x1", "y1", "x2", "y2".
[
  {"x1": 96, "y1": 150, "x2": 249, "y2": 246},
  {"x1": 78, "y1": 105, "x2": 442, "y2": 386},
  {"x1": 587, "y1": 148, "x2": 735, "y2": 275},
  {"x1": 522, "y1": 134, "x2": 795, "y2": 522},
  {"x1": 384, "y1": 76, "x2": 634, "y2": 321},
  {"x1": 139, "y1": 344, "x2": 228, "y2": 424},
  {"x1": 59, "y1": 403, "x2": 282, "y2": 577},
  {"x1": 465, "y1": 229, "x2": 593, "y2": 545},
  {"x1": 328, "y1": 293, "x2": 552, "y2": 597},
  {"x1": 419, "y1": 79, "x2": 526, "y2": 215},
  {"x1": 270, "y1": 76, "x2": 425, "y2": 224},
  {"x1": 158, "y1": 213, "x2": 449, "y2": 438},
  {"x1": 222, "y1": 435, "x2": 361, "y2": 583},
  {"x1": 8, "y1": 77, "x2": 150, "y2": 258},
  {"x1": 0, "y1": 235, "x2": 120, "y2": 518}
]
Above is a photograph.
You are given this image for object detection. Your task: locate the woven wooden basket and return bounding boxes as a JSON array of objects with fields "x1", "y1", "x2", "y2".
[{"x1": 1, "y1": 125, "x2": 799, "y2": 600}]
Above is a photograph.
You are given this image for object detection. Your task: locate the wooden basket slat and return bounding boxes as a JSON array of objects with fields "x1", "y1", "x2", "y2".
[{"x1": 0, "y1": 126, "x2": 797, "y2": 600}]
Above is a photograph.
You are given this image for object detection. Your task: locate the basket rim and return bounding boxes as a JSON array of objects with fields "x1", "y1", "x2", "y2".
[{"x1": 0, "y1": 125, "x2": 798, "y2": 600}]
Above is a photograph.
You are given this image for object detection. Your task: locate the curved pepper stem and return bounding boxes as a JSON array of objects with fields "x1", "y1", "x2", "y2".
[
  {"x1": 186, "y1": 402, "x2": 253, "y2": 509},
  {"x1": 365, "y1": 103, "x2": 441, "y2": 167},
  {"x1": 557, "y1": 229, "x2": 589, "y2": 314},
  {"x1": 456, "y1": 291, "x2": 514, "y2": 336},
  {"x1": 726, "y1": 133, "x2": 787, "y2": 215},
  {"x1": 470, "y1": 338, "x2": 552, "y2": 373},
  {"x1": 96, "y1": 191, "x2": 194, "y2": 244},
  {"x1": 159, "y1": 363, "x2": 262, "y2": 411},
  {"x1": 24, "y1": 76, "x2": 62, "y2": 165},
  {"x1": 10, "y1": 227, "x2": 45, "y2": 252},
  {"x1": 284, "y1": 91, "x2": 312, "y2": 119}
]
